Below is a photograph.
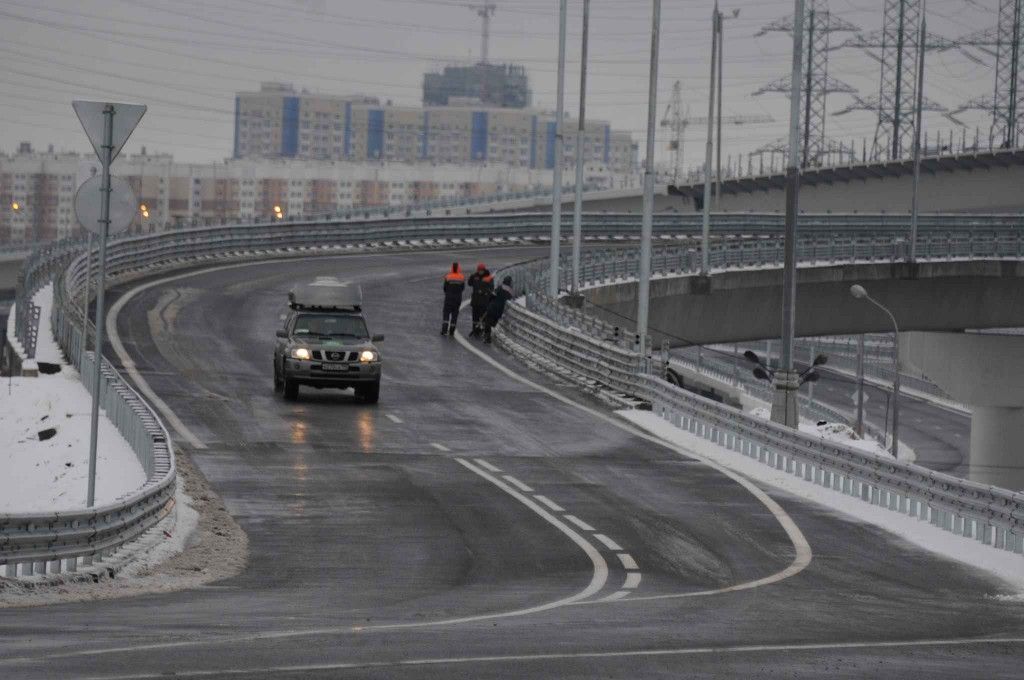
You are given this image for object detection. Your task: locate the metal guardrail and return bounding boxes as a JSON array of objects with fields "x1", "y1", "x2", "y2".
[
  {"x1": 497, "y1": 292, "x2": 1024, "y2": 559},
  {"x1": 0, "y1": 278, "x2": 174, "y2": 578},
  {"x1": 6, "y1": 211, "x2": 1024, "y2": 577}
]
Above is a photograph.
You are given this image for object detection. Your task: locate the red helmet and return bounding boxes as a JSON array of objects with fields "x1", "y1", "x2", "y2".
[{"x1": 476, "y1": 262, "x2": 486, "y2": 271}]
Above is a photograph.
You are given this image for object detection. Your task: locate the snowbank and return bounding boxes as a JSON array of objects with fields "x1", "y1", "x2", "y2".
[
  {"x1": 0, "y1": 285, "x2": 146, "y2": 512},
  {"x1": 618, "y1": 409, "x2": 1024, "y2": 592},
  {"x1": 748, "y1": 405, "x2": 896, "y2": 459}
]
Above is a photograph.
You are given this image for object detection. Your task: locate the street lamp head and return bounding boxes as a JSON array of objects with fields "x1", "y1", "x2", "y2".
[
  {"x1": 812, "y1": 353, "x2": 828, "y2": 367},
  {"x1": 752, "y1": 366, "x2": 771, "y2": 382},
  {"x1": 850, "y1": 284, "x2": 868, "y2": 299},
  {"x1": 742, "y1": 349, "x2": 760, "y2": 364}
]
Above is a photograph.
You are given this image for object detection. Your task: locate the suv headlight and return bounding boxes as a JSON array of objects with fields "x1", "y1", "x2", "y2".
[
  {"x1": 291, "y1": 347, "x2": 311, "y2": 360},
  {"x1": 359, "y1": 350, "x2": 377, "y2": 363}
]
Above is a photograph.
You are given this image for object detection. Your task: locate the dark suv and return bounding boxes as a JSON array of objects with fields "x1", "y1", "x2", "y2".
[{"x1": 273, "y1": 279, "x2": 383, "y2": 403}]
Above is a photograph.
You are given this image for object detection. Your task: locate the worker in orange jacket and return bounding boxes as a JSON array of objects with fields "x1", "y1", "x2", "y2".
[{"x1": 441, "y1": 262, "x2": 466, "y2": 336}]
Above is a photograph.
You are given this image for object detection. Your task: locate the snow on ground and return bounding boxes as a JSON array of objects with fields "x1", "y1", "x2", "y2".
[
  {"x1": 618, "y1": 408, "x2": 1024, "y2": 593},
  {"x1": 748, "y1": 405, "x2": 895, "y2": 459},
  {"x1": 0, "y1": 285, "x2": 146, "y2": 512}
]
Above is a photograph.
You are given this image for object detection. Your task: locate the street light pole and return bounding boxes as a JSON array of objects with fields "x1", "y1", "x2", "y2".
[
  {"x1": 771, "y1": 0, "x2": 805, "y2": 429},
  {"x1": 909, "y1": 1, "x2": 927, "y2": 263},
  {"x1": 571, "y1": 0, "x2": 590, "y2": 296},
  {"x1": 715, "y1": 7, "x2": 724, "y2": 209},
  {"x1": 549, "y1": 0, "x2": 568, "y2": 298},
  {"x1": 700, "y1": 4, "x2": 719, "y2": 275},
  {"x1": 851, "y1": 284, "x2": 901, "y2": 458},
  {"x1": 636, "y1": 0, "x2": 661, "y2": 356}
]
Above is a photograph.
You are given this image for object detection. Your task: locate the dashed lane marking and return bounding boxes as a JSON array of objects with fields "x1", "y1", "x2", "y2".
[
  {"x1": 502, "y1": 475, "x2": 533, "y2": 493},
  {"x1": 622, "y1": 572, "x2": 642, "y2": 589},
  {"x1": 385, "y1": 414, "x2": 403, "y2": 424},
  {"x1": 474, "y1": 459, "x2": 502, "y2": 473},
  {"x1": 533, "y1": 494, "x2": 565, "y2": 513},
  {"x1": 453, "y1": 323, "x2": 814, "y2": 600},
  {"x1": 594, "y1": 533, "x2": 623, "y2": 551},
  {"x1": 565, "y1": 515, "x2": 596, "y2": 532},
  {"x1": 617, "y1": 553, "x2": 639, "y2": 571},
  {"x1": 430, "y1": 442, "x2": 451, "y2": 452}
]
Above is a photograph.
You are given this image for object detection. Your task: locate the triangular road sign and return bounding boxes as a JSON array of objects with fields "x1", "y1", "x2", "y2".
[{"x1": 72, "y1": 100, "x2": 147, "y2": 164}]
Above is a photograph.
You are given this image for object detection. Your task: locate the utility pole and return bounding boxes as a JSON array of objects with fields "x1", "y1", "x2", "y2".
[
  {"x1": 855, "y1": 334, "x2": 866, "y2": 437},
  {"x1": 549, "y1": 0, "x2": 567, "y2": 298},
  {"x1": 715, "y1": 8, "x2": 724, "y2": 208},
  {"x1": 770, "y1": 0, "x2": 805, "y2": 429},
  {"x1": 570, "y1": 0, "x2": 590, "y2": 298},
  {"x1": 909, "y1": 2, "x2": 926, "y2": 263},
  {"x1": 636, "y1": 0, "x2": 661, "y2": 356},
  {"x1": 700, "y1": 4, "x2": 719, "y2": 276}
]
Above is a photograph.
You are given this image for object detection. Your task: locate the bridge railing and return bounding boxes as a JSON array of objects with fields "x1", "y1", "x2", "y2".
[
  {"x1": 497, "y1": 227, "x2": 1024, "y2": 561},
  {"x1": 6, "y1": 212, "x2": 1024, "y2": 578}
]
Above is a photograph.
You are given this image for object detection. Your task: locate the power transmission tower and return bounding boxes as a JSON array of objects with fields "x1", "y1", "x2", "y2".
[
  {"x1": 470, "y1": 2, "x2": 497, "y2": 64},
  {"x1": 952, "y1": 0, "x2": 1023, "y2": 149},
  {"x1": 660, "y1": 80, "x2": 773, "y2": 182},
  {"x1": 834, "y1": 0, "x2": 960, "y2": 160},
  {"x1": 753, "y1": 0, "x2": 859, "y2": 168}
]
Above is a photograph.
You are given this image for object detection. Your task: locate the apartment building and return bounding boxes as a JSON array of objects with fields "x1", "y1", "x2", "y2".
[
  {"x1": 234, "y1": 82, "x2": 637, "y2": 173},
  {"x1": 2, "y1": 146, "x2": 610, "y2": 247}
]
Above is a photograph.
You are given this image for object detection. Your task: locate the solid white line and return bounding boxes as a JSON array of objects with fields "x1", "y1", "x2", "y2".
[
  {"x1": 600, "y1": 590, "x2": 631, "y2": 603},
  {"x1": 564, "y1": 515, "x2": 596, "y2": 532},
  {"x1": 594, "y1": 533, "x2": 623, "y2": 552},
  {"x1": 107, "y1": 275, "x2": 207, "y2": 450},
  {"x1": 534, "y1": 494, "x2": 565, "y2": 513},
  {"x1": 617, "y1": 553, "x2": 639, "y2": 571},
  {"x1": 67, "y1": 637, "x2": 1024, "y2": 679},
  {"x1": 622, "y1": 572, "x2": 642, "y2": 590},
  {"x1": 453, "y1": 324, "x2": 813, "y2": 600},
  {"x1": 502, "y1": 475, "x2": 533, "y2": 493},
  {"x1": 474, "y1": 458, "x2": 502, "y2": 473},
  {"x1": 430, "y1": 442, "x2": 451, "y2": 452},
  {"x1": 385, "y1": 413, "x2": 403, "y2": 424}
]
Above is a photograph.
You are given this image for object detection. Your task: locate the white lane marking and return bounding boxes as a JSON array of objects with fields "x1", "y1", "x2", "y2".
[
  {"x1": 430, "y1": 442, "x2": 451, "y2": 452},
  {"x1": 474, "y1": 458, "x2": 502, "y2": 473},
  {"x1": 385, "y1": 414, "x2": 403, "y2": 424},
  {"x1": 594, "y1": 533, "x2": 624, "y2": 551},
  {"x1": 600, "y1": 590, "x2": 632, "y2": 603},
  {"x1": 617, "y1": 553, "x2": 639, "y2": 571},
  {"x1": 534, "y1": 494, "x2": 565, "y2": 512},
  {"x1": 502, "y1": 475, "x2": 533, "y2": 493},
  {"x1": 107, "y1": 278, "x2": 207, "y2": 449},
  {"x1": 63, "y1": 638, "x2": 1024, "y2": 679},
  {"x1": 622, "y1": 572, "x2": 642, "y2": 589},
  {"x1": 454, "y1": 325, "x2": 813, "y2": 600},
  {"x1": 565, "y1": 515, "x2": 596, "y2": 532}
]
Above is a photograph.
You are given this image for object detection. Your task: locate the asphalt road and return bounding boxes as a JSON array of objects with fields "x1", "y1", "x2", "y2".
[{"x1": 1, "y1": 247, "x2": 1022, "y2": 679}]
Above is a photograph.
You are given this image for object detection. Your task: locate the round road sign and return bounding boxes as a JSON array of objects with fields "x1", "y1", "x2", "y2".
[{"x1": 74, "y1": 175, "x2": 138, "y2": 236}]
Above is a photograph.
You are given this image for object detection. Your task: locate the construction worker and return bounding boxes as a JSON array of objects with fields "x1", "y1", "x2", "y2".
[
  {"x1": 441, "y1": 262, "x2": 465, "y2": 336},
  {"x1": 467, "y1": 263, "x2": 495, "y2": 337},
  {"x1": 481, "y1": 275, "x2": 514, "y2": 344}
]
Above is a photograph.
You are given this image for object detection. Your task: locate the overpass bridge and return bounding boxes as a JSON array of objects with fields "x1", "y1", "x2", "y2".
[{"x1": 3, "y1": 212, "x2": 1024, "y2": 678}]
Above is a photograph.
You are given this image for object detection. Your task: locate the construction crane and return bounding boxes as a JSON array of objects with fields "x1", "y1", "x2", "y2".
[{"x1": 661, "y1": 81, "x2": 774, "y2": 183}]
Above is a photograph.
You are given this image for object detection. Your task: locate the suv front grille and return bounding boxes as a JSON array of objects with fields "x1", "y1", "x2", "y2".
[{"x1": 321, "y1": 350, "x2": 358, "y2": 362}]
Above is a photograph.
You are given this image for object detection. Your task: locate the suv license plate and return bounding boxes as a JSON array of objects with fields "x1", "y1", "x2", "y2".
[{"x1": 321, "y1": 363, "x2": 350, "y2": 372}]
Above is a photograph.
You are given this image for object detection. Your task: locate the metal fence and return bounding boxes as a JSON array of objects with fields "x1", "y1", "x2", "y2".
[{"x1": 6, "y1": 211, "x2": 1024, "y2": 577}]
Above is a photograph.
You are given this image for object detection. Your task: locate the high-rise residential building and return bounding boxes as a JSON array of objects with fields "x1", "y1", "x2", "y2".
[
  {"x1": 1, "y1": 146, "x2": 635, "y2": 248},
  {"x1": 423, "y1": 63, "x2": 530, "y2": 109},
  {"x1": 233, "y1": 83, "x2": 636, "y2": 173}
]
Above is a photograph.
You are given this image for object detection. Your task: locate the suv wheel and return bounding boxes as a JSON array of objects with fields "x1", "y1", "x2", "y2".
[
  {"x1": 283, "y1": 377, "x2": 299, "y2": 401},
  {"x1": 357, "y1": 379, "x2": 380, "y2": 404}
]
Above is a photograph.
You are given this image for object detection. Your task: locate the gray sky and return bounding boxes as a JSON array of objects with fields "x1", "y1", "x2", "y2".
[{"x1": 0, "y1": 0, "x2": 999, "y2": 170}]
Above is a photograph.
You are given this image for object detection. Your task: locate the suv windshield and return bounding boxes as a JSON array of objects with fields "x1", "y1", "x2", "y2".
[{"x1": 292, "y1": 313, "x2": 369, "y2": 339}]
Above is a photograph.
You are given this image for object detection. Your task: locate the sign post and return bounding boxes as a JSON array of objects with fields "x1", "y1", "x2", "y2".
[{"x1": 72, "y1": 100, "x2": 145, "y2": 508}]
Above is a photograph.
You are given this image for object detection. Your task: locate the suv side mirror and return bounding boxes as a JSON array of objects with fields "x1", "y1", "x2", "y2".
[
  {"x1": 372, "y1": 334, "x2": 385, "y2": 342},
  {"x1": 276, "y1": 329, "x2": 288, "y2": 338}
]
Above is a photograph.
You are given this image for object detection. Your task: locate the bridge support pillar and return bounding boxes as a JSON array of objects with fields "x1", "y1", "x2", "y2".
[
  {"x1": 902, "y1": 331, "x2": 1024, "y2": 491},
  {"x1": 770, "y1": 370, "x2": 800, "y2": 429}
]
